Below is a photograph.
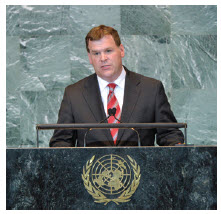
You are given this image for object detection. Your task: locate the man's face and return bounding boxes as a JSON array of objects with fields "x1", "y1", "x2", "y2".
[{"x1": 87, "y1": 35, "x2": 125, "y2": 82}]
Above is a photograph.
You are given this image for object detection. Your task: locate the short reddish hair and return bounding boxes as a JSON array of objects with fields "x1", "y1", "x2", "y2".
[{"x1": 85, "y1": 25, "x2": 121, "y2": 52}]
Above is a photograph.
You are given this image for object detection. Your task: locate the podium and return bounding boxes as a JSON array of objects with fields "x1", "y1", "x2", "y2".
[{"x1": 6, "y1": 146, "x2": 217, "y2": 210}]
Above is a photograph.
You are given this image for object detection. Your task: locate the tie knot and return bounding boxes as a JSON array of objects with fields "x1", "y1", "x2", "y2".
[{"x1": 108, "y1": 83, "x2": 117, "y2": 91}]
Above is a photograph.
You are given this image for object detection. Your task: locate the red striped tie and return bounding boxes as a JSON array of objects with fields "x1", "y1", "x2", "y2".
[{"x1": 107, "y1": 83, "x2": 121, "y2": 145}]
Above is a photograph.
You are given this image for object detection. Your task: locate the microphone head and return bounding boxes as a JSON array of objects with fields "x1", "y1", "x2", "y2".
[
  {"x1": 108, "y1": 108, "x2": 116, "y2": 116},
  {"x1": 112, "y1": 108, "x2": 116, "y2": 115},
  {"x1": 108, "y1": 108, "x2": 113, "y2": 116}
]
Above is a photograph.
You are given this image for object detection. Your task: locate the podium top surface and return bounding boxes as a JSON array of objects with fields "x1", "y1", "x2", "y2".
[{"x1": 6, "y1": 145, "x2": 217, "y2": 149}]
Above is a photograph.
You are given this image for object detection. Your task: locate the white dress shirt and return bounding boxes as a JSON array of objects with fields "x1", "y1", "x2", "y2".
[{"x1": 97, "y1": 67, "x2": 126, "y2": 116}]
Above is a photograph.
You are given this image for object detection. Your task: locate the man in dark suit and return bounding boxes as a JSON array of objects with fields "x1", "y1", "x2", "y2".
[{"x1": 50, "y1": 25, "x2": 184, "y2": 147}]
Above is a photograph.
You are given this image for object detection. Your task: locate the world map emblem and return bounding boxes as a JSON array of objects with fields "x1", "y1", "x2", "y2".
[{"x1": 82, "y1": 154, "x2": 141, "y2": 205}]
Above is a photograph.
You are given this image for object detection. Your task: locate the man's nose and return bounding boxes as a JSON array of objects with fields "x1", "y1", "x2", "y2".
[{"x1": 100, "y1": 52, "x2": 107, "y2": 61}]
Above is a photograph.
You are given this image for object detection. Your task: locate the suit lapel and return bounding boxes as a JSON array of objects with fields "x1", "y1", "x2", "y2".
[
  {"x1": 82, "y1": 74, "x2": 114, "y2": 144},
  {"x1": 117, "y1": 68, "x2": 141, "y2": 144}
]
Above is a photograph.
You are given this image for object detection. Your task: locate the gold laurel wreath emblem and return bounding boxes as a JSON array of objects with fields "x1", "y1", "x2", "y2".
[{"x1": 81, "y1": 155, "x2": 141, "y2": 205}]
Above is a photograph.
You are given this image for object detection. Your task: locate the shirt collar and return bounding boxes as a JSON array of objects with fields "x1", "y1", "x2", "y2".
[{"x1": 97, "y1": 66, "x2": 126, "y2": 91}]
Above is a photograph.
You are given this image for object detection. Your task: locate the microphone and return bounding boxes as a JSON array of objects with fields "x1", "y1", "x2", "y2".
[
  {"x1": 83, "y1": 108, "x2": 141, "y2": 147},
  {"x1": 108, "y1": 108, "x2": 116, "y2": 117},
  {"x1": 108, "y1": 108, "x2": 141, "y2": 147},
  {"x1": 108, "y1": 108, "x2": 120, "y2": 123}
]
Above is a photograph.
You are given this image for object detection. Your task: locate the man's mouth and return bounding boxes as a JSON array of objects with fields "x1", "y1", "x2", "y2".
[{"x1": 101, "y1": 65, "x2": 111, "y2": 69}]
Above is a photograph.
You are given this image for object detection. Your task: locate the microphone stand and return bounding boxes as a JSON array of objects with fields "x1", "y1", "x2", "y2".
[
  {"x1": 83, "y1": 108, "x2": 141, "y2": 147},
  {"x1": 110, "y1": 108, "x2": 141, "y2": 147}
]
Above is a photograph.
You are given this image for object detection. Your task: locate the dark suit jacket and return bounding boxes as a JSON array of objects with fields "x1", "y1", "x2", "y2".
[{"x1": 50, "y1": 67, "x2": 184, "y2": 147}]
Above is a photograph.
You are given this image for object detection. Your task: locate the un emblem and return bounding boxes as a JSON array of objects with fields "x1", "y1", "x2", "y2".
[{"x1": 82, "y1": 154, "x2": 141, "y2": 205}]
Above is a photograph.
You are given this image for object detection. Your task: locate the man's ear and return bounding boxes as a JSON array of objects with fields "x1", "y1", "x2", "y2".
[
  {"x1": 120, "y1": 44, "x2": 125, "y2": 58},
  {"x1": 88, "y1": 52, "x2": 92, "y2": 64}
]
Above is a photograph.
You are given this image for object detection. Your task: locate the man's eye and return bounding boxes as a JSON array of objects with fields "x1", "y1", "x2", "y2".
[
  {"x1": 93, "y1": 52, "x2": 99, "y2": 55},
  {"x1": 106, "y1": 50, "x2": 112, "y2": 53}
]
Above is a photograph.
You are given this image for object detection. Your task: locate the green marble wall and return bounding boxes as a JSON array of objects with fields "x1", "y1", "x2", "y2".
[{"x1": 6, "y1": 5, "x2": 217, "y2": 147}]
